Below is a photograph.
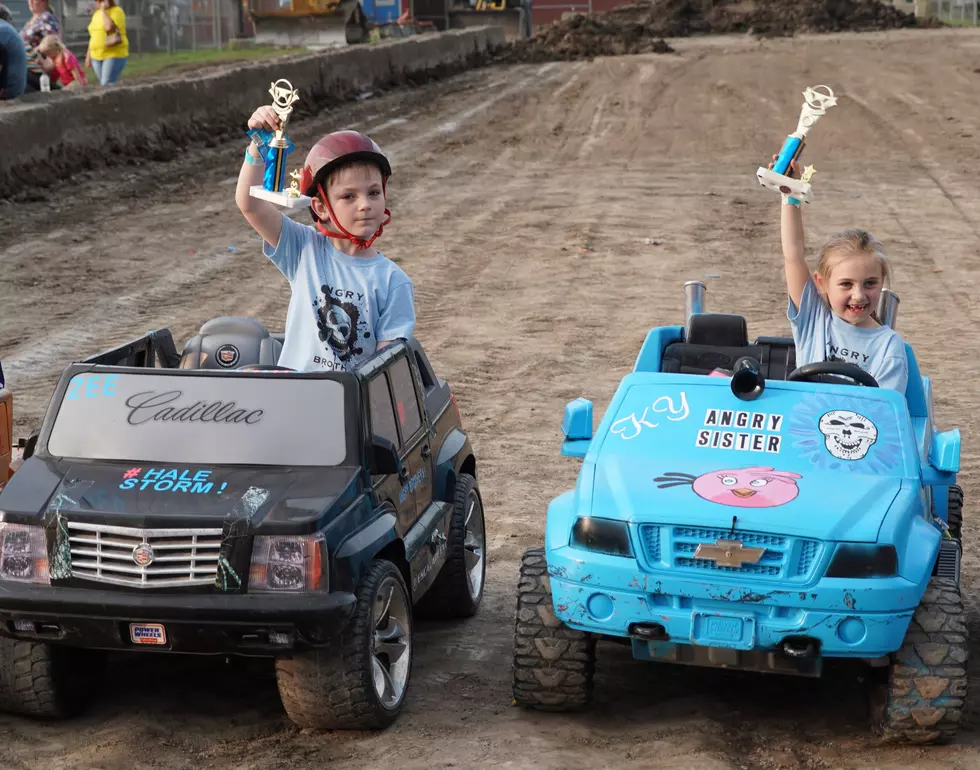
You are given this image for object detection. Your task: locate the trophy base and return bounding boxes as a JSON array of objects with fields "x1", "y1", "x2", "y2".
[
  {"x1": 250, "y1": 185, "x2": 312, "y2": 209},
  {"x1": 756, "y1": 167, "x2": 812, "y2": 203}
]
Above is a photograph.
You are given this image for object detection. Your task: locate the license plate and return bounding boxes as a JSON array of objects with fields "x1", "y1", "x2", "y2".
[
  {"x1": 691, "y1": 611, "x2": 755, "y2": 650},
  {"x1": 130, "y1": 623, "x2": 167, "y2": 645}
]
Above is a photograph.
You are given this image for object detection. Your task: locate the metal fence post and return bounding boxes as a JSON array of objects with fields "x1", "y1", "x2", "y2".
[{"x1": 216, "y1": 0, "x2": 222, "y2": 47}]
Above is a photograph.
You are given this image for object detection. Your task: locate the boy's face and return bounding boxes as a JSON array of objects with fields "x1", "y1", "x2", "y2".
[{"x1": 313, "y1": 164, "x2": 386, "y2": 241}]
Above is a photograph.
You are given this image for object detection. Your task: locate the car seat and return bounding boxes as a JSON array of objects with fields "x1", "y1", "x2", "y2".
[
  {"x1": 180, "y1": 317, "x2": 283, "y2": 370},
  {"x1": 661, "y1": 314, "x2": 797, "y2": 380}
]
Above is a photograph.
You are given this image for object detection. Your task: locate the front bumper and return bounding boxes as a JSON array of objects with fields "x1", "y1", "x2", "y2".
[
  {"x1": 0, "y1": 583, "x2": 356, "y2": 655},
  {"x1": 548, "y1": 546, "x2": 917, "y2": 658}
]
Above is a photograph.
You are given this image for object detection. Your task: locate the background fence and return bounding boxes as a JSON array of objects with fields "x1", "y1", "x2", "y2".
[
  {"x1": 929, "y1": 0, "x2": 980, "y2": 23},
  {"x1": 6, "y1": 0, "x2": 253, "y2": 56}
]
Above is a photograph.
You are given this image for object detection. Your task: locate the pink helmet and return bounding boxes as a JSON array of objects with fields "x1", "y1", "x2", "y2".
[{"x1": 299, "y1": 130, "x2": 392, "y2": 196}]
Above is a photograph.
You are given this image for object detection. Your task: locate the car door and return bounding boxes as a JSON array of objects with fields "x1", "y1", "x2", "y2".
[
  {"x1": 367, "y1": 371, "x2": 417, "y2": 535},
  {"x1": 387, "y1": 355, "x2": 433, "y2": 521}
]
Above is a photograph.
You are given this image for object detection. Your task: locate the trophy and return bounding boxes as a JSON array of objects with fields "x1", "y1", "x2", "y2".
[
  {"x1": 248, "y1": 79, "x2": 312, "y2": 209},
  {"x1": 756, "y1": 85, "x2": 837, "y2": 205}
]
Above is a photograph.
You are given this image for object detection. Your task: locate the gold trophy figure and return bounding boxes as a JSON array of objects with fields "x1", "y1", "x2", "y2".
[{"x1": 248, "y1": 78, "x2": 312, "y2": 209}]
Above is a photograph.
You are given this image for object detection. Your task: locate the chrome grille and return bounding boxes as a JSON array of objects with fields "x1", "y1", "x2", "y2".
[
  {"x1": 67, "y1": 522, "x2": 223, "y2": 588},
  {"x1": 638, "y1": 525, "x2": 823, "y2": 581}
]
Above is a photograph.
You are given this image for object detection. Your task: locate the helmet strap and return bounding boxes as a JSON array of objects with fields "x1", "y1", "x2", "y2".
[{"x1": 315, "y1": 181, "x2": 390, "y2": 251}]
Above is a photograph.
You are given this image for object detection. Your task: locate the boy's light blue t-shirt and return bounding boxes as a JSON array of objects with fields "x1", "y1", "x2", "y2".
[
  {"x1": 788, "y1": 278, "x2": 908, "y2": 392},
  {"x1": 264, "y1": 213, "x2": 415, "y2": 372}
]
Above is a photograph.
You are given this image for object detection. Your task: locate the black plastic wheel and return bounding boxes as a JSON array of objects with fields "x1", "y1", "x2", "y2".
[{"x1": 512, "y1": 547, "x2": 595, "y2": 711}]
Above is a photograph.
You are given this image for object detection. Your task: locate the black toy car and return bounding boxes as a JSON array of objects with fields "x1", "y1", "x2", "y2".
[{"x1": 0, "y1": 317, "x2": 485, "y2": 730}]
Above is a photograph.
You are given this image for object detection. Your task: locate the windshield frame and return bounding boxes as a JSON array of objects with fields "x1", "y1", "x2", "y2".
[{"x1": 37, "y1": 364, "x2": 363, "y2": 469}]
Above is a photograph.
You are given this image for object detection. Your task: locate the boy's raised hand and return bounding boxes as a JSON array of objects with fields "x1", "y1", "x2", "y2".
[{"x1": 248, "y1": 105, "x2": 281, "y2": 133}]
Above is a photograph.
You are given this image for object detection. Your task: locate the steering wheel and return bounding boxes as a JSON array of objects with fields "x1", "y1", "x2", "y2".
[
  {"x1": 788, "y1": 361, "x2": 879, "y2": 388},
  {"x1": 238, "y1": 364, "x2": 296, "y2": 373}
]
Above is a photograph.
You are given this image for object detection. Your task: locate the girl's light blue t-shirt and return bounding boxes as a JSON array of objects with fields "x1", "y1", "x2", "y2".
[
  {"x1": 264, "y1": 213, "x2": 416, "y2": 372},
  {"x1": 788, "y1": 278, "x2": 908, "y2": 393}
]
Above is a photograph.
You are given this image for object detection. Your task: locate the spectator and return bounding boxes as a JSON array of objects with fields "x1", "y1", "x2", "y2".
[
  {"x1": 38, "y1": 34, "x2": 85, "y2": 88},
  {"x1": 0, "y1": 13, "x2": 27, "y2": 99},
  {"x1": 20, "y1": 0, "x2": 60, "y2": 51},
  {"x1": 86, "y1": 0, "x2": 127, "y2": 86}
]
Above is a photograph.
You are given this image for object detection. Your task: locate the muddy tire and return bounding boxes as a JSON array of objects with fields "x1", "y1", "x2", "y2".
[
  {"x1": 0, "y1": 638, "x2": 97, "y2": 718},
  {"x1": 946, "y1": 485, "x2": 963, "y2": 542},
  {"x1": 415, "y1": 473, "x2": 486, "y2": 619},
  {"x1": 276, "y1": 559, "x2": 413, "y2": 730},
  {"x1": 871, "y1": 576, "x2": 968, "y2": 744},
  {"x1": 512, "y1": 547, "x2": 595, "y2": 711}
]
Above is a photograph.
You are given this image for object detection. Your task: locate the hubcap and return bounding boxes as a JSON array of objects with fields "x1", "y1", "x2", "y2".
[
  {"x1": 463, "y1": 490, "x2": 486, "y2": 600},
  {"x1": 371, "y1": 575, "x2": 411, "y2": 709}
]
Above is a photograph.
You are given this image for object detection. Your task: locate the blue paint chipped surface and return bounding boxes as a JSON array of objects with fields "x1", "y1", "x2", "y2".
[{"x1": 547, "y1": 544, "x2": 917, "y2": 657}]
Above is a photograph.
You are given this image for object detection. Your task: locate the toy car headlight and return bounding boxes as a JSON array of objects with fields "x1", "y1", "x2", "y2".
[
  {"x1": 570, "y1": 517, "x2": 633, "y2": 558},
  {"x1": 249, "y1": 534, "x2": 327, "y2": 593},
  {"x1": 825, "y1": 544, "x2": 897, "y2": 578},
  {"x1": 0, "y1": 523, "x2": 49, "y2": 585}
]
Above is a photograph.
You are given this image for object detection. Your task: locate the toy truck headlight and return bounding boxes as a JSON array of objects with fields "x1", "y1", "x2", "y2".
[
  {"x1": 825, "y1": 544, "x2": 897, "y2": 578},
  {"x1": 249, "y1": 535, "x2": 327, "y2": 593},
  {"x1": 0, "y1": 523, "x2": 49, "y2": 585},
  {"x1": 570, "y1": 517, "x2": 633, "y2": 558}
]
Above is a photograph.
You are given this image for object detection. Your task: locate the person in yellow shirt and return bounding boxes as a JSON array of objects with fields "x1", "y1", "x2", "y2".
[{"x1": 85, "y1": 0, "x2": 127, "y2": 86}]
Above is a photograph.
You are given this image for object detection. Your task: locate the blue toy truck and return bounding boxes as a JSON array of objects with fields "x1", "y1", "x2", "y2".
[{"x1": 512, "y1": 281, "x2": 966, "y2": 744}]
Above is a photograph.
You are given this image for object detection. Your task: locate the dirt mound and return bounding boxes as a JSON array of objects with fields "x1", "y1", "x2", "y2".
[
  {"x1": 499, "y1": 13, "x2": 675, "y2": 62},
  {"x1": 497, "y1": 0, "x2": 940, "y2": 62}
]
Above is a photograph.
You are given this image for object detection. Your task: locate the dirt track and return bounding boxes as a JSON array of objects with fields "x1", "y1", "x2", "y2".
[{"x1": 2, "y1": 27, "x2": 980, "y2": 769}]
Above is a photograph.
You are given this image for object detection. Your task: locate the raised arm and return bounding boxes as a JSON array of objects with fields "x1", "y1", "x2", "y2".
[
  {"x1": 773, "y1": 157, "x2": 810, "y2": 309},
  {"x1": 235, "y1": 105, "x2": 284, "y2": 249},
  {"x1": 781, "y1": 199, "x2": 810, "y2": 310}
]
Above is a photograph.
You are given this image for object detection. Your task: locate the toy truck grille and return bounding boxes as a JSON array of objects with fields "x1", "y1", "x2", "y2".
[
  {"x1": 66, "y1": 522, "x2": 224, "y2": 588},
  {"x1": 639, "y1": 525, "x2": 823, "y2": 581}
]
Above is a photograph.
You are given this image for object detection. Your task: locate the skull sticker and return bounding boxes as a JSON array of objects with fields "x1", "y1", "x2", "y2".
[
  {"x1": 316, "y1": 296, "x2": 364, "y2": 362},
  {"x1": 818, "y1": 410, "x2": 878, "y2": 461}
]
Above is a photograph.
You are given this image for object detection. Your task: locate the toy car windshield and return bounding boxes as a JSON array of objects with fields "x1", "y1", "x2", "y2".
[{"x1": 46, "y1": 369, "x2": 353, "y2": 468}]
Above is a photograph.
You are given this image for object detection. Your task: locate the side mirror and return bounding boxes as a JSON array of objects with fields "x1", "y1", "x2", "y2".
[
  {"x1": 930, "y1": 429, "x2": 960, "y2": 473},
  {"x1": 561, "y1": 398, "x2": 593, "y2": 458},
  {"x1": 371, "y1": 437, "x2": 400, "y2": 475}
]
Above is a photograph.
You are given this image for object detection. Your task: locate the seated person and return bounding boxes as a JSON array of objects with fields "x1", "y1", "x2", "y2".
[
  {"x1": 775, "y1": 154, "x2": 908, "y2": 391},
  {"x1": 236, "y1": 106, "x2": 415, "y2": 372},
  {"x1": 0, "y1": 11, "x2": 26, "y2": 99},
  {"x1": 37, "y1": 34, "x2": 85, "y2": 88}
]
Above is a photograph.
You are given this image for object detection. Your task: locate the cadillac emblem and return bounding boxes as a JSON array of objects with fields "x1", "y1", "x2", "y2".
[
  {"x1": 215, "y1": 344, "x2": 240, "y2": 368},
  {"x1": 132, "y1": 543, "x2": 155, "y2": 567},
  {"x1": 693, "y1": 539, "x2": 765, "y2": 568}
]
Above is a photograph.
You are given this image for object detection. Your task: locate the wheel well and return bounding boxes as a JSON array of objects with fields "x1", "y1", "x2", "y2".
[
  {"x1": 460, "y1": 454, "x2": 476, "y2": 480},
  {"x1": 376, "y1": 538, "x2": 411, "y2": 596}
]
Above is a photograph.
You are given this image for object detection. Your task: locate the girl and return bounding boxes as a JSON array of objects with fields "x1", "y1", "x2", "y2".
[
  {"x1": 777, "y1": 156, "x2": 908, "y2": 392},
  {"x1": 38, "y1": 34, "x2": 86, "y2": 88}
]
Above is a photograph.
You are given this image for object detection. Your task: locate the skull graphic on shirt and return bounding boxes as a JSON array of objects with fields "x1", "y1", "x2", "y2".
[
  {"x1": 818, "y1": 410, "x2": 878, "y2": 461},
  {"x1": 316, "y1": 297, "x2": 364, "y2": 362}
]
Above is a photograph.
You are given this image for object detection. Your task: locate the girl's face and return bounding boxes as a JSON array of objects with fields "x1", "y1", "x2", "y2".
[
  {"x1": 314, "y1": 164, "x2": 386, "y2": 243},
  {"x1": 28, "y1": 0, "x2": 47, "y2": 14},
  {"x1": 814, "y1": 251, "x2": 884, "y2": 327}
]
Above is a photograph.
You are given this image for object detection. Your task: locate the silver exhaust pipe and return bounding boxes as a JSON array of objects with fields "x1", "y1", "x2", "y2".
[
  {"x1": 877, "y1": 288, "x2": 900, "y2": 329},
  {"x1": 684, "y1": 280, "x2": 706, "y2": 336}
]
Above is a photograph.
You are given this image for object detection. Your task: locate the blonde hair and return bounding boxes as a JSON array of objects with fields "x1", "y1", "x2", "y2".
[
  {"x1": 37, "y1": 34, "x2": 63, "y2": 55},
  {"x1": 815, "y1": 228, "x2": 892, "y2": 320}
]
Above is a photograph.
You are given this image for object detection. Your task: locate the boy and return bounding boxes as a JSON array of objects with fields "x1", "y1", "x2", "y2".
[{"x1": 236, "y1": 104, "x2": 415, "y2": 372}]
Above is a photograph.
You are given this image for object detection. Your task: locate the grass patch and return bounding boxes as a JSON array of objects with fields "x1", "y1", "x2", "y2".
[{"x1": 84, "y1": 44, "x2": 309, "y2": 82}]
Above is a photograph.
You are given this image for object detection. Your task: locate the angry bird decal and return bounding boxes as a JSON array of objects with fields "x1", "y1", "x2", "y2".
[{"x1": 655, "y1": 466, "x2": 802, "y2": 508}]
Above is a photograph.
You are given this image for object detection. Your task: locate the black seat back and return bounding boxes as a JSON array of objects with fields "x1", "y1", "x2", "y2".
[
  {"x1": 661, "y1": 315, "x2": 797, "y2": 380},
  {"x1": 180, "y1": 317, "x2": 282, "y2": 370}
]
